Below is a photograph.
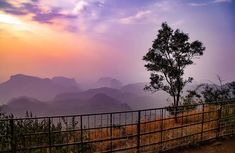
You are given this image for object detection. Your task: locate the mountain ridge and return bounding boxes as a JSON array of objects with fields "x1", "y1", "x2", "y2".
[{"x1": 0, "y1": 74, "x2": 81, "y2": 104}]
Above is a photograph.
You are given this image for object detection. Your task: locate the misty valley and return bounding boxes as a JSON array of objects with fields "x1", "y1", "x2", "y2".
[{"x1": 0, "y1": 74, "x2": 168, "y2": 117}]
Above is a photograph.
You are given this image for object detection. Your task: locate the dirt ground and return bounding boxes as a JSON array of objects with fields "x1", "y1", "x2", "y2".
[
  {"x1": 164, "y1": 136, "x2": 235, "y2": 153},
  {"x1": 181, "y1": 137, "x2": 235, "y2": 153}
]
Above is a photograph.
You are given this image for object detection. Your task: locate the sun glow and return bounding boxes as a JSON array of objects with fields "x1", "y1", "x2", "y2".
[
  {"x1": 0, "y1": 14, "x2": 25, "y2": 25},
  {"x1": 0, "y1": 13, "x2": 34, "y2": 32}
]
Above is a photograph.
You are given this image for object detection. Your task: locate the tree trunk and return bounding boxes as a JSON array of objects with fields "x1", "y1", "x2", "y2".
[
  {"x1": 175, "y1": 94, "x2": 180, "y2": 123},
  {"x1": 175, "y1": 78, "x2": 181, "y2": 123},
  {"x1": 173, "y1": 95, "x2": 178, "y2": 123}
]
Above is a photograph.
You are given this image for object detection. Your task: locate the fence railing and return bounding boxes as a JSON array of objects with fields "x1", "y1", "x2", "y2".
[{"x1": 0, "y1": 101, "x2": 235, "y2": 153}]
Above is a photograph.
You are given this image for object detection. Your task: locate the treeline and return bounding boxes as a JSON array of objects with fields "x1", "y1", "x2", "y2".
[
  {"x1": 167, "y1": 78, "x2": 235, "y2": 115},
  {"x1": 184, "y1": 79, "x2": 235, "y2": 104}
]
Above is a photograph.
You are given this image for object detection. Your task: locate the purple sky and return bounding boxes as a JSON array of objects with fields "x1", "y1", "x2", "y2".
[{"x1": 0, "y1": 0, "x2": 235, "y2": 84}]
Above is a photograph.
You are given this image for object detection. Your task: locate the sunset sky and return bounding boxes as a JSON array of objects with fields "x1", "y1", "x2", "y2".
[{"x1": 0, "y1": 0, "x2": 234, "y2": 84}]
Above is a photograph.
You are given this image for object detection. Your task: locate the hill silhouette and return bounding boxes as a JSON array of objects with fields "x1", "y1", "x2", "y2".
[
  {"x1": 0, "y1": 74, "x2": 169, "y2": 117},
  {"x1": 0, "y1": 74, "x2": 81, "y2": 104}
]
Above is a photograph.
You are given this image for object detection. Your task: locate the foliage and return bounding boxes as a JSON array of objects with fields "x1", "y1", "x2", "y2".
[
  {"x1": 143, "y1": 22, "x2": 205, "y2": 117},
  {"x1": 187, "y1": 76, "x2": 235, "y2": 103},
  {"x1": 0, "y1": 111, "x2": 92, "y2": 153}
]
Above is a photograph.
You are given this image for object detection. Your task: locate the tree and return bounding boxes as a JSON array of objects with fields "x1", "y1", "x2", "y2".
[
  {"x1": 143, "y1": 22, "x2": 205, "y2": 119},
  {"x1": 188, "y1": 76, "x2": 235, "y2": 103}
]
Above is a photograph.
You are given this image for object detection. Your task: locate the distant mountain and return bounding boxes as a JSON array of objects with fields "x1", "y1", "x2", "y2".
[
  {"x1": 54, "y1": 87, "x2": 123, "y2": 101},
  {"x1": 52, "y1": 76, "x2": 79, "y2": 89},
  {"x1": 55, "y1": 85, "x2": 168, "y2": 110},
  {"x1": 121, "y1": 82, "x2": 169, "y2": 108},
  {"x1": 97, "y1": 77, "x2": 122, "y2": 89},
  {"x1": 86, "y1": 93, "x2": 130, "y2": 112},
  {"x1": 0, "y1": 74, "x2": 81, "y2": 104},
  {"x1": 3, "y1": 96, "x2": 48, "y2": 116},
  {"x1": 2, "y1": 94, "x2": 131, "y2": 117},
  {"x1": 0, "y1": 75, "x2": 171, "y2": 117},
  {"x1": 121, "y1": 82, "x2": 147, "y2": 94}
]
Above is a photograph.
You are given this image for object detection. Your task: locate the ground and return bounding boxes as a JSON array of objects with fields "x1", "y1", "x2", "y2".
[
  {"x1": 182, "y1": 137, "x2": 235, "y2": 153},
  {"x1": 164, "y1": 136, "x2": 235, "y2": 153}
]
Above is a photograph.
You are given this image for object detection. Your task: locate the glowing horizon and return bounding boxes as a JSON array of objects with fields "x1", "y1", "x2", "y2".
[{"x1": 0, "y1": 0, "x2": 235, "y2": 84}]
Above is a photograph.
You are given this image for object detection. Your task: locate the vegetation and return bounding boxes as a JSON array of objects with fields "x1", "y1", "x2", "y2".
[
  {"x1": 1, "y1": 102, "x2": 235, "y2": 153},
  {"x1": 143, "y1": 22, "x2": 205, "y2": 119},
  {"x1": 0, "y1": 112, "x2": 92, "y2": 153},
  {"x1": 187, "y1": 76, "x2": 235, "y2": 103}
]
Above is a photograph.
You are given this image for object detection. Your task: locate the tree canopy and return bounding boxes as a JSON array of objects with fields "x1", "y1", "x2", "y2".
[{"x1": 143, "y1": 22, "x2": 205, "y2": 115}]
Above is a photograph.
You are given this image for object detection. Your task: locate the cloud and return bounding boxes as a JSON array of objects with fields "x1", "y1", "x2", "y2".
[
  {"x1": 94, "y1": 0, "x2": 105, "y2": 7},
  {"x1": 72, "y1": 0, "x2": 89, "y2": 15},
  {"x1": 119, "y1": 10, "x2": 151, "y2": 24},
  {"x1": 32, "y1": 9, "x2": 75, "y2": 24},
  {"x1": 213, "y1": 0, "x2": 232, "y2": 3},
  {"x1": 0, "y1": 0, "x2": 77, "y2": 24},
  {"x1": 189, "y1": 0, "x2": 232, "y2": 7},
  {"x1": 0, "y1": 0, "x2": 28, "y2": 15},
  {"x1": 189, "y1": 2, "x2": 209, "y2": 7},
  {"x1": 154, "y1": 0, "x2": 174, "y2": 12}
]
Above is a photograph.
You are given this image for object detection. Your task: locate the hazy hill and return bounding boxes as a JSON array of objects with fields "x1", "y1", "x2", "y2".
[
  {"x1": 96, "y1": 77, "x2": 122, "y2": 89},
  {"x1": 51, "y1": 93, "x2": 131, "y2": 115},
  {"x1": 0, "y1": 74, "x2": 171, "y2": 117},
  {"x1": 121, "y1": 82, "x2": 147, "y2": 94},
  {"x1": 0, "y1": 74, "x2": 81, "y2": 104},
  {"x1": 54, "y1": 87, "x2": 123, "y2": 101},
  {"x1": 3, "y1": 96, "x2": 48, "y2": 116},
  {"x1": 52, "y1": 76, "x2": 80, "y2": 89},
  {"x1": 55, "y1": 84, "x2": 168, "y2": 110},
  {"x1": 84, "y1": 93, "x2": 131, "y2": 112},
  {"x1": 2, "y1": 94, "x2": 131, "y2": 117},
  {"x1": 121, "y1": 82, "x2": 169, "y2": 109}
]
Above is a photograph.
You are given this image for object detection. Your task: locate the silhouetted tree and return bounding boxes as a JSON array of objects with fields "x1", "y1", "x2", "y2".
[{"x1": 143, "y1": 22, "x2": 205, "y2": 120}]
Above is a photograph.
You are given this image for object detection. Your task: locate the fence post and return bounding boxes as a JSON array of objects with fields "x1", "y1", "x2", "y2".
[
  {"x1": 10, "y1": 119, "x2": 16, "y2": 153},
  {"x1": 200, "y1": 104, "x2": 205, "y2": 141},
  {"x1": 110, "y1": 113, "x2": 113, "y2": 152},
  {"x1": 48, "y1": 117, "x2": 52, "y2": 153},
  {"x1": 217, "y1": 104, "x2": 222, "y2": 138},
  {"x1": 181, "y1": 109, "x2": 184, "y2": 137},
  {"x1": 160, "y1": 108, "x2": 164, "y2": 152},
  {"x1": 137, "y1": 110, "x2": 141, "y2": 153},
  {"x1": 80, "y1": 115, "x2": 83, "y2": 152}
]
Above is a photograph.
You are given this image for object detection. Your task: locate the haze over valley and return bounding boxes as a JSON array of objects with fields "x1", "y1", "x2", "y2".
[{"x1": 0, "y1": 74, "x2": 168, "y2": 117}]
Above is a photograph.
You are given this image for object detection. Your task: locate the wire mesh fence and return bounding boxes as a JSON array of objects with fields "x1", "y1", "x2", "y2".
[{"x1": 0, "y1": 100, "x2": 235, "y2": 153}]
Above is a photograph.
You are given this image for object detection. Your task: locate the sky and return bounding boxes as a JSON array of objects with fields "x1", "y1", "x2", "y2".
[{"x1": 0, "y1": 0, "x2": 235, "y2": 84}]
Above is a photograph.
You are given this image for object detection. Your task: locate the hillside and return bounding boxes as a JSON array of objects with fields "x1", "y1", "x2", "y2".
[
  {"x1": 0, "y1": 74, "x2": 81, "y2": 104},
  {"x1": 0, "y1": 74, "x2": 169, "y2": 116},
  {"x1": 2, "y1": 94, "x2": 131, "y2": 117}
]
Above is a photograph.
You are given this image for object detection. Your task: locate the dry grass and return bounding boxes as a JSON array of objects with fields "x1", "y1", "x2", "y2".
[{"x1": 79, "y1": 104, "x2": 234, "y2": 153}]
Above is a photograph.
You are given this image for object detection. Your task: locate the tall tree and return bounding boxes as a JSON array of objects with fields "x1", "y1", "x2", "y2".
[{"x1": 143, "y1": 22, "x2": 205, "y2": 119}]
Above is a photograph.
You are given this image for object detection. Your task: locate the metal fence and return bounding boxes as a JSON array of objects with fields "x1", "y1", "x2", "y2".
[{"x1": 0, "y1": 101, "x2": 235, "y2": 153}]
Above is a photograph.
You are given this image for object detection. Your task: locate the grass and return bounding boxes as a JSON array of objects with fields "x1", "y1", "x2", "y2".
[
  {"x1": 0, "y1": 103, "x2": 234, "y2": 153},
  {"x1": 83, "y1": 104, "x2": 235, "y2": 152}
]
